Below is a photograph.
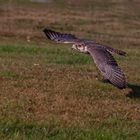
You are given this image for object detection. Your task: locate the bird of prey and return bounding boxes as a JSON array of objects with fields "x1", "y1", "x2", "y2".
[{"x1": 43, "y1": 28, "x2": 126, "y2": 89}]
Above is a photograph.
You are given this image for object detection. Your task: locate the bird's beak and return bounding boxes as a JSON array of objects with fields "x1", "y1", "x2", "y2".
[{"x1": 72, "y1": 45, "x2": 76, "y2": 50}]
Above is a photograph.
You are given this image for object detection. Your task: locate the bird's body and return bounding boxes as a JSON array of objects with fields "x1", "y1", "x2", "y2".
[{"x1": 43, "y1": 28, "x2": 126, "y2": 89}]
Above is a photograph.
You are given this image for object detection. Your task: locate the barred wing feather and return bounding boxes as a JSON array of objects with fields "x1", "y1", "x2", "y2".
[
  {"x1": 43, "y1": 28, "x2": 78, "y2": 43},
  {"x1": 88, "y1": 46, "x2": 126, "y2": 89}
]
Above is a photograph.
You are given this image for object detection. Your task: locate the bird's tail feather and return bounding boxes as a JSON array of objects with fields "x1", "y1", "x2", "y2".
[
  {"x1": 96, "y1": 43, "x2": 126, "y2": 56},
  {"x1": 107, "y1": 47, "x2": 126, "y2": 56}
]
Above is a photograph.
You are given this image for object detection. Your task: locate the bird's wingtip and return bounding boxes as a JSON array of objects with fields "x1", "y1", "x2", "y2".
[
  {"x1": 43, "y1": 28, "x2": 51, "y2": 33},
  {"x1": 43, "y1": 28, "x2": 46, "y2": 33},
  {"x1": 43, "y1": 28, "x2": 54, "y2": 40}
]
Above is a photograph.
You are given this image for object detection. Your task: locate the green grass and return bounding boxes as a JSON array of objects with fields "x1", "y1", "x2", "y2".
[
  {"x1": 0, "y1": 43, "x2": 140, "y2": 139},
  {"x1": 0, "y1": 44, "x2": 92, "y2": 65},
  {"x1": 0, "y1": 119, "x2": 139, "y2": 140}
]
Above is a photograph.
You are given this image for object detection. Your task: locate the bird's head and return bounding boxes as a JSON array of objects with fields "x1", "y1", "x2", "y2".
[{"x1": 72, "y1": 43, "x2": 88, "y2": 54}]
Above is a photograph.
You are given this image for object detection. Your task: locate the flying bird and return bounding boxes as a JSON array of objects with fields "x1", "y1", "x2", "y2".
[{"x1": 43, "y1": 28, "x2": 126, "y2": 89}]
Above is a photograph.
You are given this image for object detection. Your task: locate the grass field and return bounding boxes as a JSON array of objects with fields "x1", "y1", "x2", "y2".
[{"x1": 0, "y1": 0, "x2": 140, "y2": 139}]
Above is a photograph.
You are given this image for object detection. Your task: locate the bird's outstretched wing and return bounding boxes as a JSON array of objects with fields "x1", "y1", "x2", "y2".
[
  {"x1": 87, "y1": 45, "x2": 126, "y2": 89},
  {"x1": 43, "y1": 28, "x2": 126, "y2": 56},
  {"x1": 43, "y1": 28, "x2": 78, "y2": 43}
]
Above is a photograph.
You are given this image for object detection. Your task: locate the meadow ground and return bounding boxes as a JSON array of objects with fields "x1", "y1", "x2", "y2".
[{"x1": 0, "y1": 0, "x2": 140, "y2": 139}]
